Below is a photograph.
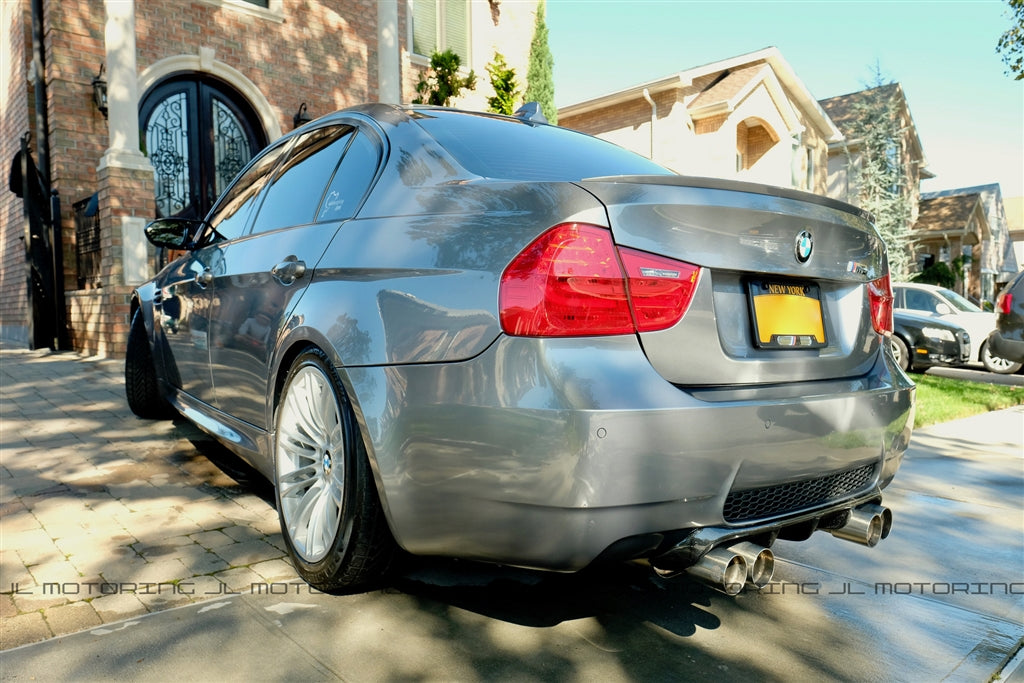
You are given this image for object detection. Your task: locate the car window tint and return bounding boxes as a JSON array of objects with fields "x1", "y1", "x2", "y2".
[
  {"x1": 413, "y1": 110, "x2": 673, "y2": 181},
  {"x1": 205, "y1": 142, "x2": 289, "y2": 243},
  {"x1": 904, "y1": 289, "x2": 939, "y2": 314},
  {"x1": 250, "y1": 125, "x2": 355, "y2": 234},
  {"x1": 317, "y1": 131, "x2": 381, "y2": 222}
]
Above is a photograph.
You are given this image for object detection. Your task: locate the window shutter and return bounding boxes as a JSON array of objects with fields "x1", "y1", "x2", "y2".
[
  {"x1": 412, "y1": 0, "x2": 437, "y2": 57},
  {"x1": 443, "y1": 0, "x2": 469, "y2": 66}
]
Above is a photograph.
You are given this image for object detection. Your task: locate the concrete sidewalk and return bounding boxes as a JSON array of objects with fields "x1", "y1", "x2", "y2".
[
  {"x1": 2, "y1": 346, "x2": 1022, "y2": 656},
  {"x1": 1, "y1": 347, "x2": 299, "y2": 650}
]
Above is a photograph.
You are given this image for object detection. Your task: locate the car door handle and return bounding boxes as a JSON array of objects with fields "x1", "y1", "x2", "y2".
[
  {"x1": 194, "y1": 268, "x2": 213, "y2": 288},
  {"x1": 271, "y1": 258, "x2": 306, "y2": 285}
]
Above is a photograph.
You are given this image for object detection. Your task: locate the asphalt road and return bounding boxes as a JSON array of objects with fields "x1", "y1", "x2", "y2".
[{"x1": 2, "y1": 407, "x2": 1021, "y2": 682}]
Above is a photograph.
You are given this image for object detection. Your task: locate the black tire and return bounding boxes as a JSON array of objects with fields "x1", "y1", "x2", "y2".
[
  {"x1": 980, "y1": 341, "x2": 1023, "y2": 375},
  {"x1": 890, "y1": 335, "x2": 911, "y2": 372},
  {"x1": 274, "y1": 347, "x2": 394, "y2": 593},
  {"x1": 125, "y1": 310, "x2": 173, "y2": 419}
]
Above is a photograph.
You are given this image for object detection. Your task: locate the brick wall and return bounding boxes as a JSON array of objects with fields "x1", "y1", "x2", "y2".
[
  {"x1": 2, "y1": 0, "x2": 401, "y2": 356},
  {"x1": 1, "y1": 2, "x2": 32, "y2": 345}
]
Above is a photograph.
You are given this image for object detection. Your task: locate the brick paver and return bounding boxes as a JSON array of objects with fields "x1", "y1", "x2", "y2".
[{"x1": 0, "y1": 347, "x2": 299, "y2": 650}]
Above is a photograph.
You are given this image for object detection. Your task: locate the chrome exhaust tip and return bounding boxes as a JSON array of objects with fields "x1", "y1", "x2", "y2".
[
  {"x1": 830, "y1": 503, "x2": 893, "y2": 547},
  {"x1": 677, "y1": 547, "x2": 748, "y2": 596},
  {"x1": 730, "y1": 542, "x2": 775, "y2": 589}
]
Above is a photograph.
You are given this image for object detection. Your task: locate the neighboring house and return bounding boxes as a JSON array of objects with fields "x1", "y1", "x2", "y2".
[
  {"x1": 1, "y1": 0, "x2": 536, "y2": 355},
  {"x1": 557, "y1": 47, "x2": 842, "y2": 194},
  {"x1": 912, "y1": 193, "x2": 991, "y2": 302},
  {"x1": 818, "y1": 83, "x2": 932, "y2": 226},
  {"x1": 921, "y1": 184, "x2": 1017, "y2": 304}
]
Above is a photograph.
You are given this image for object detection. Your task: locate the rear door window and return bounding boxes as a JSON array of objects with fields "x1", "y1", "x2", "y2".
[{"x1": 250, "y1": 125, "x2": 355, "y2": 234}]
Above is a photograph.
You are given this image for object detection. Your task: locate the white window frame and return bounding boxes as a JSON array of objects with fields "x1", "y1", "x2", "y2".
[
  {"x1": 197, "y1": 0, "x2": 284, "y2": 23},
  {"x1": 408, "y1": 0, "x2": 471, "y2": 67}
]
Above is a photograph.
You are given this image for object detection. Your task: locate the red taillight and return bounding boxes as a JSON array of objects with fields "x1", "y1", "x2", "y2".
[
  {"x1": 867, "y1": 274, "x2": 894, "y2": 335},
  {"x1": 499, "y1": 223, "x2": 701, "y2": 337},
  {"x1": 997, "y1": 291, "x2": 1013, "y2": 315},
  {"x1": 618, "y1": 247, "x2": 700, "y2": 332}
]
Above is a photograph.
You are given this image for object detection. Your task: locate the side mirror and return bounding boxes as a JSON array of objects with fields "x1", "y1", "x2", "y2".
[
  {"x1": 144, "y1": 218, "x2": 204, "y2": 250},
  {"x1": 935, "y1": 303, "x2": 953, "y2": 316}
]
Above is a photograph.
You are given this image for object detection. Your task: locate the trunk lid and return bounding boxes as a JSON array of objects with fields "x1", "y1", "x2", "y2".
[{"x1": 577, "y1": 175, "x2": 888, "y2": 386}]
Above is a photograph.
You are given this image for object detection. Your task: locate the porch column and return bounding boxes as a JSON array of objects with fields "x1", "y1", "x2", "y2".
[
  {"x1": 377, "y1": 0, "x2": 400, "y2": 103},
  {"x1": 97, "y1": 0, "x2": 154, "y2": 288}
]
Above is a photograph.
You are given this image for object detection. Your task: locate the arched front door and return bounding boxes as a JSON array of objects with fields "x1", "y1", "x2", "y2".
[{"x1": 140, "y1": 74, "x2": 267, "y2": 219}]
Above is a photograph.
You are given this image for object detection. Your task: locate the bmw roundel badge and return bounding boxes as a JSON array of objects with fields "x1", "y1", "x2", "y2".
[{"x1": 795, "y1": 230, "x2": 813, "y2": 263}]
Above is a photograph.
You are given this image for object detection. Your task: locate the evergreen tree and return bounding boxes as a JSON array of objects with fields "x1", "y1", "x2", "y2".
[
  {"x1": 524, "y1": 0, "x2": 556, "y2": 124},
  {"x1": 847, "y1": 77, "x2": 914, "y2": 280},
  {"x1": 486, "y1": 52, "x2": 520, "y2": 116}
]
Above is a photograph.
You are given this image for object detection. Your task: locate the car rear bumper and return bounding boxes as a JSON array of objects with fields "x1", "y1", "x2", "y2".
[
  {"x1": 346, "y1": 335, "x2": 915, "y2": 571},
  {"x1": 987, "y1": 329, "x2": 1024, "y2": 364}
]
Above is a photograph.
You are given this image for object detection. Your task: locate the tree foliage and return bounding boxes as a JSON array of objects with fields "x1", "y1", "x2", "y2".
[
  {"x1": 413, "y1": 50, "x2": 476, "y2": 107},
  {"x1": 486, "y1": 52, "x2": 520, "y2": 116},
  {"x1": 997, "y1": 0, "x2": 1024, "y2": 80},
  {"x1": 911, "y1": 261, "x2": 957, "y2": 289},
  {"x1": 847, "y1": 74, "x2": 915, "y2": 280},
  {"x1": 524, "y1": 0, "x2": 556, "y2": 124}
]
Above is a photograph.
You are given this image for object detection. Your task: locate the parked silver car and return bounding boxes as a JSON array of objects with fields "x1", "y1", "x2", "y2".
[{"x1": 126, "y1": 104, "x2": 915, "y2": 595}]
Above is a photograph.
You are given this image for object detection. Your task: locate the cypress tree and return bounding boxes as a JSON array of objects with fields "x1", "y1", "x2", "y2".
[{"x1": 524, "y1": 0, "x2": 556, "y2": 124}]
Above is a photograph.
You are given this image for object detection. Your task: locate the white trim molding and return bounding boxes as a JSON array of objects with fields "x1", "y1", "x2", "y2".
[{"x1": 138, "y1": 52, "x2": 283, "y2": 142}]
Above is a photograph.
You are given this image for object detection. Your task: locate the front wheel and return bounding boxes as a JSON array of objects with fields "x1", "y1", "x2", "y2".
[
  {"x1": 274, "y1": 347, "x2": 394, "y2": 592},
  {"x1": 981, "y1": 342, "x2": 1022, "y2": 375},
  {"x1": 125, "y1": 310, "x2": 173, "y2": 419}
]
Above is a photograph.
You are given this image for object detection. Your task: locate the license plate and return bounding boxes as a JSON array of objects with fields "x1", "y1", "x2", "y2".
[{"x1": 748, "y1": 280, "x2": 826, "y2": 348}]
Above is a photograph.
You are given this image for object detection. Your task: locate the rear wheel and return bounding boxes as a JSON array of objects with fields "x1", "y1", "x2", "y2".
[
  {"x1": 274, "y1": 347, "x2": 394, "y2": 592},
  {"x1": 125, "y1": 310, "x2": 172, "y2": 418},
  {"x1": 981, "y1": 342, "x2": 1022, "y2": 375},
  {"x1": 890, "y1": 335, "x2": 911, "y2": 372}
]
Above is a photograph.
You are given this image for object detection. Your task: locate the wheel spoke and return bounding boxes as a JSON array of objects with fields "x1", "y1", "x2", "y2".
[{"x1": 276, "y1": 363, "x2": 346, "y2": 563}]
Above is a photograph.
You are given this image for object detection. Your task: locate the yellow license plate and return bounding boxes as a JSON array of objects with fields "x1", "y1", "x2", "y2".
[{"x1": 748, "y1": 280, "x2": 826, "y2": 348}]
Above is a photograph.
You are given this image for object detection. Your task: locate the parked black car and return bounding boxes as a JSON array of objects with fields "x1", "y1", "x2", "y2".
[
  {"x1": 987, "y1": 271, "x2": 1024, "y2": 364},
  {"x1": 891, "y1": 310, "x2": 970, "y2": 372}
]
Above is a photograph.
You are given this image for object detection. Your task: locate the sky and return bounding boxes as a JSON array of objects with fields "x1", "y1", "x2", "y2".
[{"x1": 545, "y1": 0, "x2": 1024, "y2": 200}]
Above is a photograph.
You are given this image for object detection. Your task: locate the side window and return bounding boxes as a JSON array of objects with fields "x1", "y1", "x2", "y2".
[
  {"x1": 318, "y1": 131, "x2": 381, "y2": 222},
  {"x1": 904, "y1": 289, "x2": 938, "y2": 314},
  {"x1": 250, "y1": 125, "x2": 355, "y2": 234},
  {"x1": 205, "y1": 141, "x2": 289, "y2": 243}
]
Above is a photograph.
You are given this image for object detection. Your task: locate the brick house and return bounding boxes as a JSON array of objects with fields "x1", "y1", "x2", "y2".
[
  {"x1": 817, "y1": 83, "x2": 932, "y2": 227},
  {"x1": 2, "y1": 0, "x2": 536, "y2": 356},
  {"x1": 558, "y1": 47, "x2": 842, "y2": 194},
  {"x1": 914, "y1": 190, "x2": 998, "y2": 302}
]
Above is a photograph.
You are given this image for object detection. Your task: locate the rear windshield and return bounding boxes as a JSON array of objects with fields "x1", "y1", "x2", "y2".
[{"x1": 413, "y1": 110, "x2": 674, "y2": 182}]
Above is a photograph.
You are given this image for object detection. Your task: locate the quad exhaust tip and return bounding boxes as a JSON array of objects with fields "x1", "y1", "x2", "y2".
[
  {"x1": 830, "y1": 503, "x2": 893, "y2": 547},
  {"x1": 655, "y1": 543, "x2": 774, "y2": 595},
  {"x1": 651, "y1": 502, "x2": 891, "y2": 595}
]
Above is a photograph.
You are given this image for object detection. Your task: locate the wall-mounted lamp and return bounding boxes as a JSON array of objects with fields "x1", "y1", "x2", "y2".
[
  {"x1": 91, "y1": 64, "x2": 108, "y2": 119},
  {"x1": 293, "y1": 102, "x2": 312, "y2": 129}
]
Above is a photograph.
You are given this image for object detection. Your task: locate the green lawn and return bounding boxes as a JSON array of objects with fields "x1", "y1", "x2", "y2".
[{"x1": 911, "y1": 373, "x2": 1024, "y2": 428}]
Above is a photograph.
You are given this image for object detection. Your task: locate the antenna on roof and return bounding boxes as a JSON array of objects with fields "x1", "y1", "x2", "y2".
[{"x1": 513, "y1": 102, "x2": 548, "y2": 124}]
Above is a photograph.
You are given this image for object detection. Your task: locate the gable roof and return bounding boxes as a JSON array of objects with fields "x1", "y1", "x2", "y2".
[
  {"x1": 819, "y1": 84, "x2": 901, "y2": 133},
  {"x1": 818, "y1": 83, "x2": 932, "y2": 177},
  {"x1": 914, "y1": 193, "x2": 988, "y2": 242},
  {"x1": 558, "y1": 47, "x2": 841, "y2": 142}
]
